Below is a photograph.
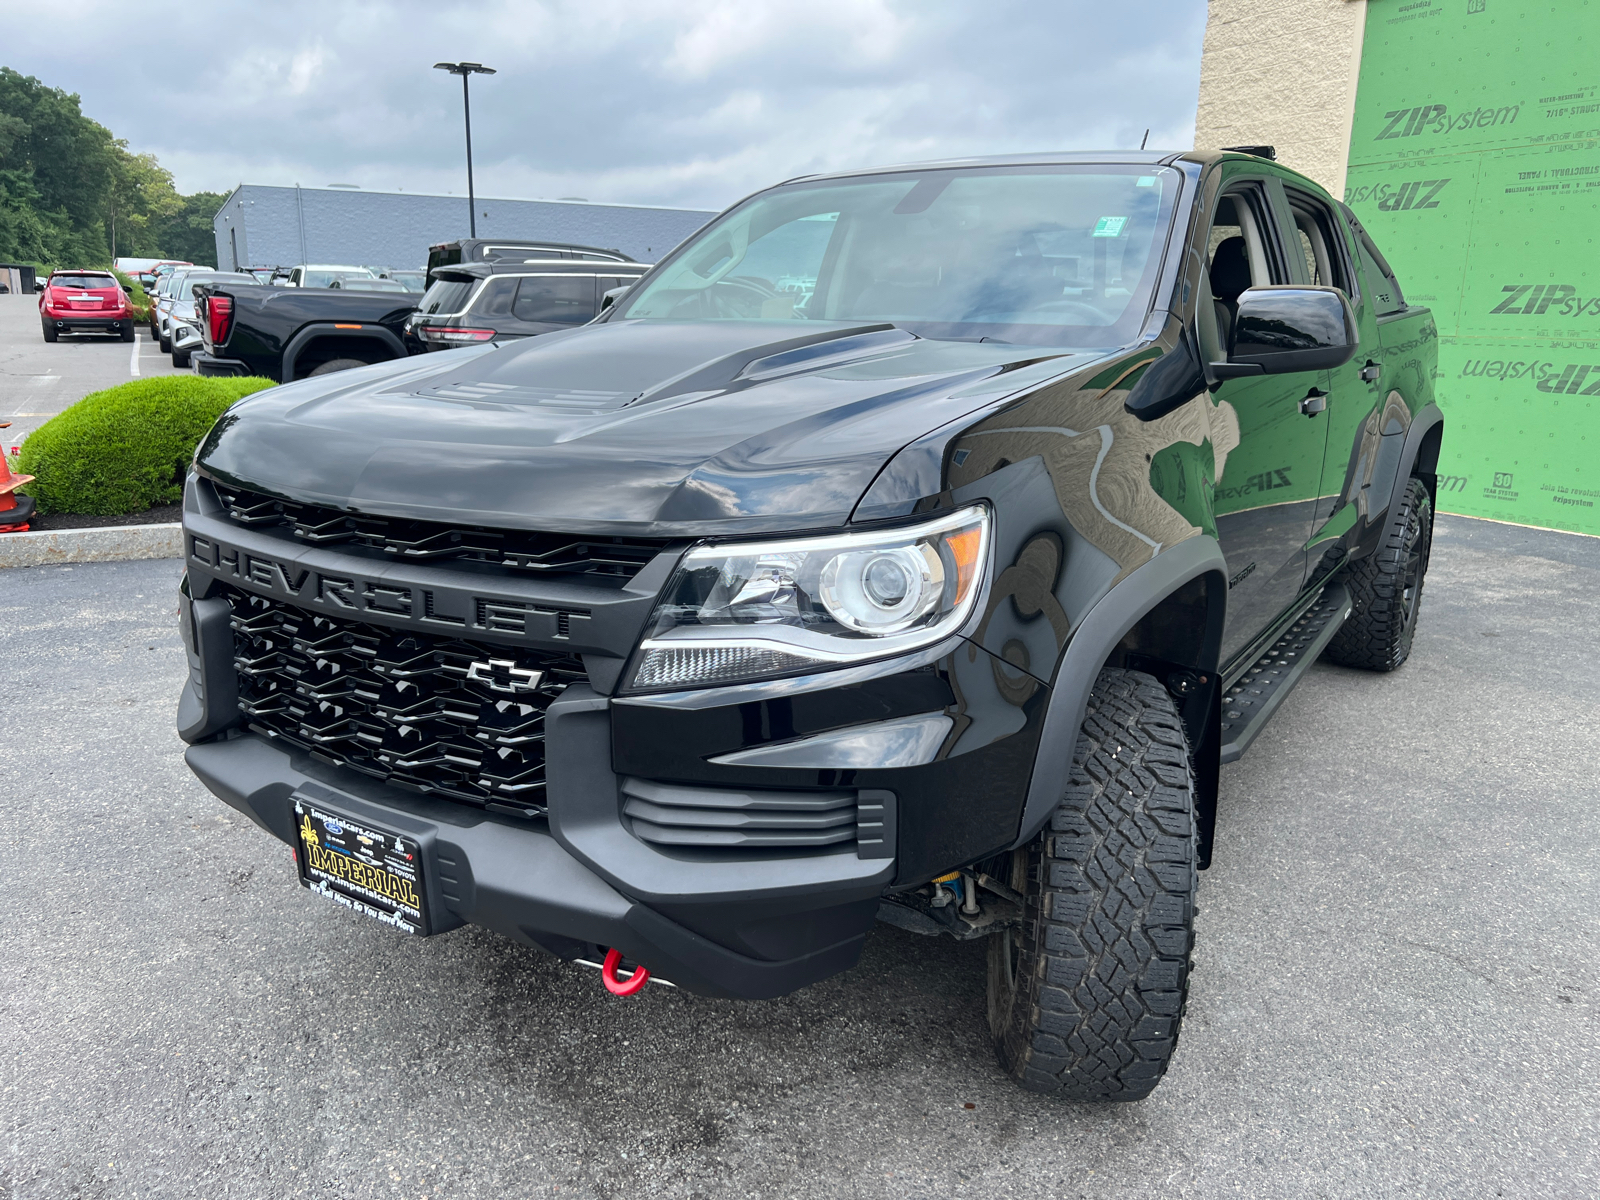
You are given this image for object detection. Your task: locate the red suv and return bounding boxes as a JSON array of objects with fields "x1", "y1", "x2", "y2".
[{"x1": 39, "y1": 270, "x2": 135, "y2": 342}]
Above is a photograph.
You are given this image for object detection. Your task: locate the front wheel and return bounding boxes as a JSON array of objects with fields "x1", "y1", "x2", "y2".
[
  {"x1": 988, "y1": 668, "x2": 1197, "y2": 1101},
  {"x1": 1323, "y1": 477, "x2": 1432, "y2": 672},
  {"x1": 172, "y1": 345, "x2": 191, "y2": 368}
]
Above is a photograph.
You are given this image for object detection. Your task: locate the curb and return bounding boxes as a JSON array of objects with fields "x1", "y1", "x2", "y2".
[{"x1": 0, "y1": 522, "x2": 183, "y2": 569}]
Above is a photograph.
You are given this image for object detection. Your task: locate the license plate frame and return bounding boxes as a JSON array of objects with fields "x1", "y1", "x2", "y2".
[{"x1": 292, "y1": 797, "x2": 428, "y2": 935}]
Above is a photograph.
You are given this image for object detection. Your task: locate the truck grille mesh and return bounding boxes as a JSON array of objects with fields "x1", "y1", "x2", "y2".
[
  {"x1": 223, "y1": 585, "x2": 584, "y2": 817},
  {"x1": 211, "y1": 482, "x2": 666, "y2": 580}
]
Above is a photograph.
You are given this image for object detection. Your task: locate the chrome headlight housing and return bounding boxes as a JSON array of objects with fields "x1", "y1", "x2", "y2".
[{"x1": 625, "y1": 505, "x2": 991, "y2": 692}]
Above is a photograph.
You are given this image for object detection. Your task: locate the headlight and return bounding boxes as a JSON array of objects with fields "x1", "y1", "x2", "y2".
[{"x1": 625, "y1": 505, "x2": 990, "y2": 692}]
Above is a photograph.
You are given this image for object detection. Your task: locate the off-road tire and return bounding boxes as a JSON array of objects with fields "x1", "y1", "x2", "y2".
[
  {"x1": 1323, "y1": 477, "x2": 1432, "y2": 672},
  {"x1": 41, "y1": 320, "x2": 57, "y2": 343},
  {"x1": 307, "y1": 357, "x2": 369, "y2": 376},
  {"x1": 987, "y1": 667, "x2": 1197, "y2": 1102}
]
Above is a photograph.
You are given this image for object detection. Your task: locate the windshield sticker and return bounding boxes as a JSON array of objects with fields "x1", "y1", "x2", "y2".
[{"x1": 1093, "y1": 216, "x2": 1129, "y2": 237}]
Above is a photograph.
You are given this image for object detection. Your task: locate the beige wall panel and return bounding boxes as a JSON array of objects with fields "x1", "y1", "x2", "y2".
[{"x1": 1196, "y1": 0, "x2": 1367, "y2": 196}]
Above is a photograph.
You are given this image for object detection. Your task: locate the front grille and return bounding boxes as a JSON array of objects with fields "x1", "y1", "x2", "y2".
[
  {"x1": 621, "y1": 778, "x2": 860, "y2": 851},
  {"x1": 224, "y1": 585, "x2": 584, "y2": 817},
  {"x1": 210, "y1": 482, "x2": 666, "y2": 581}
]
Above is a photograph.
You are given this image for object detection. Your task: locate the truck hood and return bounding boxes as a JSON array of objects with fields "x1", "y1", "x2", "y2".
[{"x1": 197, "y1": 319, "x2": 1096, "y2": 536}]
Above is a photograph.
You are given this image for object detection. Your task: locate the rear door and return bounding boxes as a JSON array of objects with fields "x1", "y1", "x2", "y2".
[
  {"x1": 1279, "y1": 181, "x2": 1384, "y2": 584},
  {"x1": 1203, "y1": 170, "x2": 1334, "y2": 663}
]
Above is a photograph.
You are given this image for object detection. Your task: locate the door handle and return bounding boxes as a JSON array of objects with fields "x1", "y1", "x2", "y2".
[
  {"x1": 1300, "y1": 388, "x2": 1328, "y2": 416},
  {"x1": 1359, "y1": 360, "x2": 1382, "y2": 383}
]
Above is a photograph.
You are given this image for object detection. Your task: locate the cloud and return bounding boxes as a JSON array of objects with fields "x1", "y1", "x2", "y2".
[{"x1": 0, "y1": 0, "x2": 1206, "y2": 210}]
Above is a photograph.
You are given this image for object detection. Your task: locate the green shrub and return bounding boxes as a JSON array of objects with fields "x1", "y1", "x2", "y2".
[
  {"x1": 15, "y1": 376, "x2": 276, "y2": 515},
  {"x1": 112, "y1": 269, "x2": 151, "y2": 321}
]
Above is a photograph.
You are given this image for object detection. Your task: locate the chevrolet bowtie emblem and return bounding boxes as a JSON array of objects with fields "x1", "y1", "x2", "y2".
[{"x1": 466, "y1": 658, "x2": 545, "y2": 693}]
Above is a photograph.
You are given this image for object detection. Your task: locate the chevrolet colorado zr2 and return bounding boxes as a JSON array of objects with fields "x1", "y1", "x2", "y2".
[{"x1": 177, "y1": 149, "x2": 1440, "y2": 1101}]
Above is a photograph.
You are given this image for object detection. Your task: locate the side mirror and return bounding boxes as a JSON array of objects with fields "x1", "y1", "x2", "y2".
[
  {"x1": 34, "y1": 280, "x2": 45, "y2": 293},
  {"x1": 1214, "y1": 286, "x2": 1358, "y2": 378},
  {"x1": 598, "y1": 284, "x2": 631, "y2": 313}
]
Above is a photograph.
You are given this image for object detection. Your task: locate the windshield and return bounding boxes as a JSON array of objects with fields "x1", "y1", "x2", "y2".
[
  {"x1": 417, "y1": 277, "x2": 477, "y2": 315},
  {"x1": 616, "y1": 165, "x2": 1179, "y2": 347},
  {"x1": 54, "y1": 274, "x2": 119, "y2": 290}
]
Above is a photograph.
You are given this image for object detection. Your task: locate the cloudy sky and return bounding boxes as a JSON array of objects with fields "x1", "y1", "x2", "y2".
[{"x1": 7, "y1": 0, "x2": 1207, "y2": 212}]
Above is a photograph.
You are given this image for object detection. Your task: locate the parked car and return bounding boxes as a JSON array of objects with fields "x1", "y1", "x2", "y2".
[
  {"x1": 154, "y1": 267, "x2": 212, "y2": 351},
  {"x1": 192, "y1": 279, "x2": 418, "y2": 380},
  {"x1": 281, "y1": 264, "x2": 376, "y2": 288},
  {"x1": 329, "y1": 277, "x2": 413, "y2": 293},
  {"x1": 166, "y1": 271, "x2": 255, "y2": 367},
  {"x1": 177, "y1": 149, "x2": 1441, "y2": 1103},
  {"x1": 425, "y1": 238, "x2": 633, "y2": 281},
  {"x1": 379, "y1": 268, "x2": 427, "y2": 292},
  {"x1": 38, "y1": 270, "x2": 135, "y2": 342},
  {"x1": 407, "y1": 259, "x2": 650, "y2": 350}
]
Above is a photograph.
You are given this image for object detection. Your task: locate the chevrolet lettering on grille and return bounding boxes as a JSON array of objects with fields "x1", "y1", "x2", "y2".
[{"x1": 466, "y1": 659, "x2": 545, "y2": 693}]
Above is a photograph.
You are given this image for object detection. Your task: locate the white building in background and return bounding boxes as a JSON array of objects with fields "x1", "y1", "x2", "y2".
[{"x1": 212, "y1": 184, "x2": 717, "y2": 271}]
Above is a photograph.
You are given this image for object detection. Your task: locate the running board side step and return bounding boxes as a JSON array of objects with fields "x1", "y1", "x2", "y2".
[{"x1": 1219, "y1": 583, "x2": 1352, "y2": 764}]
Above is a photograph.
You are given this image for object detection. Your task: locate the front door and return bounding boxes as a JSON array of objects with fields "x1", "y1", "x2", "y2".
[{"x1": 1202, "y1": 177, "x2": 1333, "y2": 664}]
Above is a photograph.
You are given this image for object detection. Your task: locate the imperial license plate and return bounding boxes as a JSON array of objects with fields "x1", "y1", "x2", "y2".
[{"x1": 293, "y1": 798, "x2": 426, "y2": 934}]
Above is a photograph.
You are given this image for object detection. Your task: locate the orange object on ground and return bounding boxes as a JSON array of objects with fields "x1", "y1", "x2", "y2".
[{"x1": 0, "y1": 422, "x2": 35, "y2": 533}]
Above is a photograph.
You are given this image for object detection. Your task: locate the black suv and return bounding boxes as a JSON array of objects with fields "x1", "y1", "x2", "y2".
[
  {"x1": 407, "y1": 259, "x2": 651, "y2": 350},
  {"x1": 177, "y1": 150, "x2": 1441, "y2": 1102}
]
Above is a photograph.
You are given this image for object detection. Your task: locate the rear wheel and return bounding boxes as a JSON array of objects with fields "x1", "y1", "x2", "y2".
[
  {"x1": 41, "y1": 320, "x2": 57, "y2": 343},
  {"x1": 307, "y1": 358, "x2": 369, "y2": 376},
  {"x1": 987, "y1": 668, "x2": 1197, "y2": 1101},
  {"x1": 120, "y1": 324, "x2": 135, "y2": 342},
  {"x1": 1323, "y1": 477, "x2": 1432, "y2": 672}
]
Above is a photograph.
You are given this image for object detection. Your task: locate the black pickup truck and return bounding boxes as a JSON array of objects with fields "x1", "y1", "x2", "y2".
[
  {"x1": 177, "y1": 149, "x2": 1441, "y2": 1103},
  {"x1": 192, "y1": 283, "x2": 419, "y2": 382}
]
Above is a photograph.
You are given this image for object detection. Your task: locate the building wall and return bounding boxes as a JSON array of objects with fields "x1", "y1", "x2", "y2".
[
  {"x1": 1195, "y1": 0, "x2": 1367, "y2": 196},
  {"x1": 1346, "y1": 0, "x2": 1600, "y2": 537},
  {"x1": 213, "y1": 186, "x2": 716, "y2": 272}
]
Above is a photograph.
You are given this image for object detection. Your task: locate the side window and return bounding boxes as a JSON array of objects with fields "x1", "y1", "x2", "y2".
[
  {"x1": 1201, "y1": 185, "x2": 1287, "y2": 354},
  {"x1": 473, "y1": 277, "x2": 519, "y2": 317},
  {"x1": 1350, "y1": 220, "x2": 1406, "y2": 316},
  {"x1": 288, "y1": 269, "x2": 301, "y2": 286},
  {"x1": 512, "y1": 276, "x2": 596, "y2": 324},
  {"x1": 1283, "y1": 187, "x2": 1354, "y2": 297}
]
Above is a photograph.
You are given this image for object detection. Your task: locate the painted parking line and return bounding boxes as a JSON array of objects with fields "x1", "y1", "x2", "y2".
[{"x1": 130, "y1": 333, "x2": 140, "y2": 377}]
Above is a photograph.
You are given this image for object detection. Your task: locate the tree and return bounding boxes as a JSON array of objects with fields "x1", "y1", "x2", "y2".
[{"x1": 0, "y1": 66, "x2": 221, "y2": 268}]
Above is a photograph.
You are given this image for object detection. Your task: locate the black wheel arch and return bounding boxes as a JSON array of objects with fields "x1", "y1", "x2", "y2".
[
  {"x1": 281, "y1": 324, "x2": 407, "y2": 382},
  {"x1": 1011, "y1": 536, "x2": 1227, "y2": 860}
]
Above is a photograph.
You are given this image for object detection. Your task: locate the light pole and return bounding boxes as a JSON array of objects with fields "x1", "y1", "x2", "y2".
[{"x1": 433, "y1": 61, "x2": 496, "y2": 237}]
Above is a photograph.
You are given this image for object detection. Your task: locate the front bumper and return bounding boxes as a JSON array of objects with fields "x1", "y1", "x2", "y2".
[
  {"x1": 183, "y1": 699, "x2": 894, "y2": 999},
  {"x1": 172, "y1": 322, "x2": 203, "y2": 352}
]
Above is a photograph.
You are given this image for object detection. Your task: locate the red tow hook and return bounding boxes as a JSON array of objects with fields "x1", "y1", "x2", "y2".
[{"x1": 601, "y1": 948, "x2": 651, "y2": 996}]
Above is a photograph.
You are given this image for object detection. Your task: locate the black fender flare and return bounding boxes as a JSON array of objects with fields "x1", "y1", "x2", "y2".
[
  {"x1": 281, "y1": 322, "x2": 407, "y2": 382},
  {"x1": 1008, "y1": 535, "x2": 1228, "y2": 850},
  {"x1": 1397, "y1": 402, "x2": 1444, "y2": 491}
]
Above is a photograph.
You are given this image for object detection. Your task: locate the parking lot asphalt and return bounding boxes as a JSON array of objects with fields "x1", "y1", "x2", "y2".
[
  {"x1": 2, "y1": 516, "x2": 1596, "y2": 1200},
  {"x1": 0, "y1": 291, "x2": 187, "y2": 453}
]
